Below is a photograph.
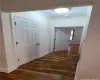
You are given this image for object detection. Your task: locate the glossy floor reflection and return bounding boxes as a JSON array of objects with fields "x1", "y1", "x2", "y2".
[{"x1": 0, "y1": 51, "x2": 79, "y2": 80}]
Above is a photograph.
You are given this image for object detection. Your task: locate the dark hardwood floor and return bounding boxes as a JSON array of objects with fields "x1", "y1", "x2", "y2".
[{"x1": 0, "y1": 51, "x2": 79, "y2": 80}]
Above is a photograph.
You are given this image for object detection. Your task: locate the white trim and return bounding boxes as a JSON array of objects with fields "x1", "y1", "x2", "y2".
[
  {"x1": 7, "y1": 66, "x2": 18, "y2": 73},
  {"x1": 39, "y1": 52, "x2": 49, "y2": 58},
  {"x1": 74, "y1": 61, "x2": 80, "y2": 80},
  {"x1": 0, "y1": 68, "x2": 8, "y2": 73},
  {"x1": 0, "y1": 66, "x2": 18, "y2": 73},
  {"x1": 10, "y1": 14, "x2": 20, "y2": 67}
]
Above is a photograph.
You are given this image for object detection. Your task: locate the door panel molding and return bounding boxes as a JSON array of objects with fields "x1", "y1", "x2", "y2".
[{"x1": 11, "y1": 15, "x2": 40, "y2": 67}]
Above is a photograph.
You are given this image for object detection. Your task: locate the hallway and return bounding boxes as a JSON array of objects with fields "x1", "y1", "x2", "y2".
[{"x1": 0, "y1": 51, "x2": 79, "y2": 80}]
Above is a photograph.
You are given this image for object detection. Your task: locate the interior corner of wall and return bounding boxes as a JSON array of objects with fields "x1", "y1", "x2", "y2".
[
  {"x1": 0, "y1": 67, "x2": 8, "y2": 73},
  {"x1": 74, "y1": 61, "x2": 80, "y2": 80},
  {"x1": 0, "y1": 65, "x2": 18, "y2": 73},
  {"x1": 7, "y1": 65, "x2": 18, "y2": 73}
]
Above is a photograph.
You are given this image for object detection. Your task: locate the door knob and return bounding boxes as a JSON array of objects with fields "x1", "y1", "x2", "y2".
[{"x1": 16, "y1": 42, "x2": 18, "y2": 45}]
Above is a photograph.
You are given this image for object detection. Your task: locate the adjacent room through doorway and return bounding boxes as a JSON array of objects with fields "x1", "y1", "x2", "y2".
[{"x1": 53, "y1": 27, "x2": 83, "y2": 54}]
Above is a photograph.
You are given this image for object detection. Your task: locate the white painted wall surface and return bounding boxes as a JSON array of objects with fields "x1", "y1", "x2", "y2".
[
  {"x1": 70, "y1": 28, "x2": 83, "y2": 44},
  {"x1": 50, "y1": 17, "x2": 89, "y2": 27},
  {"x1": 79, "y1": 6, "x2": 92, "y2": 54},
  {"x1": 1, "y1": 12, "x2": 17, "y2": 72},
  {"x1": 55, "y1": 28, "x2": 71, "y2": 51},
  {"x1": 0, "y1": 13, "x2": 8, "y2": 72},
  {"x1": 78, "y1": 0, "x2": 100, "y2": 79}
]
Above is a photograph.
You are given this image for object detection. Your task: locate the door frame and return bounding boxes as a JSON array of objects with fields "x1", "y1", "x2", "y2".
[
  {"x1": 11, "y1": 15, "x2": 40, "y2": 67},
  {"x1": 53, "y1": 26, "x2": 84, "y2": 53},
  {"x1": 53, "y1": 27, "x2": 57, "y2": 51},
  {"x1": 11, "y1": 15, "x2": 19, "y2": 67}
]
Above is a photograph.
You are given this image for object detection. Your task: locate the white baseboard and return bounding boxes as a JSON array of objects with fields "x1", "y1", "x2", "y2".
[
  {"x1": 7, "y1": 65, "x2": 18, "y2": 73},
  {"x1": 0, "y1": 52, "x2": 49, "y2": 73},
  {"x1": 39, "y1": 52, "x2": 49, "y2": 58},
  {"x1": 74, "y1": 61, "x2": 80, "y2": 80},
  {"x1": 0, "y1": 65, "x2": 18, "y2": 73},
  {"x1": 0, "y1": 68, "x2": 8, "y2": 73}
]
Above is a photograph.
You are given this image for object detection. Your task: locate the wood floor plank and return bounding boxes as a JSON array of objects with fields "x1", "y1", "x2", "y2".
[{"x1": 0, "y1": 51, "x2": 79, "y2": 80}]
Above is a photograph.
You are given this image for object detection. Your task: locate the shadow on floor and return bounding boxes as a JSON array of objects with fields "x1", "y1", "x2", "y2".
[{"x1": 0, "y1": 51, "x2": 79, "y2": 80}]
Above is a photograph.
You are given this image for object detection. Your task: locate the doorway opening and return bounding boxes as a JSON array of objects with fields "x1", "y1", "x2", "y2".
[{"x1": 53, "y1": 27, "x2": 83, "y2": 54}]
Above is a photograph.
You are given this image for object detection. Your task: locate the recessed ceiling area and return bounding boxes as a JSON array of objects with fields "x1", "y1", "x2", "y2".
[{"x1": 38, "y1": 6, "x2": 92, "y2": 18}]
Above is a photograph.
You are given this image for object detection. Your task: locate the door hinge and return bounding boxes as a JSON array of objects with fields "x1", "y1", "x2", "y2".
[{"x1": 14, "y1": 22, "x2": 16, "y2": 25}]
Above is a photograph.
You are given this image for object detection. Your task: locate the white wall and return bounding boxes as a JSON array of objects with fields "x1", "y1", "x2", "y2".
[
  {"x1": 79, "y1": 6, "x2": 93, "y2": 54},
  {"x1": 49, "y1": 16, "x2": 89, "y2": 52},
  {"x1": 70, "y1": 28, "x2": 83, "y2": 44},
  {"x1": 1, "y1": 12, "x2": 17, "y2": 72},
  {"x1": 87, "y1": 6, "x2": 93, "y2": 17},
  {"x1": 0, "y1": 13, "x2": 8, "y2": 72},
  {"x1": 55, "y1": 28, "x2": 71, "y2": 51},
  {"x1": 78, "y1": 0, "x2": 100, "y2": 79}
]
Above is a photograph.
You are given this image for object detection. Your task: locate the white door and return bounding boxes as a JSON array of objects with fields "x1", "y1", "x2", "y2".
[
  {"x1": 55, "y1": 28, "x2": 71, "y2": 51},
  {"x1": 14, "y1": 16, "x2": 39, "y2": 66}
]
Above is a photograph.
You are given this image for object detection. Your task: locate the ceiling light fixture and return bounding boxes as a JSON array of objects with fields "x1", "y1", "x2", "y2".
[{"x1": 54, "y1": 8, "x2": 70, "y2": 14}]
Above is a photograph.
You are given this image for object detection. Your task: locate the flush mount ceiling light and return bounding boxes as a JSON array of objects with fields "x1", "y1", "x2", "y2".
[{"x1": 54, "y1": 8, "x2": 70, "y2": 14}]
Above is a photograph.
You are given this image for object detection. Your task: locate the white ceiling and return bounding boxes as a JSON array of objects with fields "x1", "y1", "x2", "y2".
[{"x1": 39, "y1": 6, "x2": 91, "y2": 18}]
